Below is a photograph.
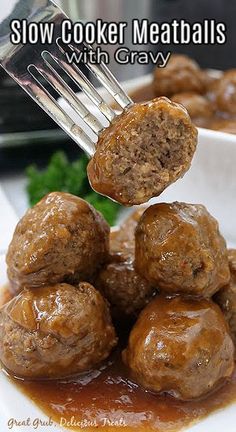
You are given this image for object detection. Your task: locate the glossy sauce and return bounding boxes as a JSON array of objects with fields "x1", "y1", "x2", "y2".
[
  {"x1": 12, "y1": 353, "x2": 236, "y2": 432},
  {"x1": 1, "y1": 287, "x2": 236, "y2": 431}
]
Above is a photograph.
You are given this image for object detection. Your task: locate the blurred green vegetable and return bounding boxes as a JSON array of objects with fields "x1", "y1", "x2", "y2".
[{"x1": 26, "y1": 151, "x2": 121, "y2": 225}]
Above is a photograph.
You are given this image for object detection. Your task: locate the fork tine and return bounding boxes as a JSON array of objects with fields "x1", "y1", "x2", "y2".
[
  {"x1": 40, "y1": 51, "x2": 104, "y2": 135},
  {"x1": 79, "y1": 43, "x2": 133, "y2": 109},
  {"x1": 27, "y1": 65, "x2": 96, "y2": 157},
  {"x1": 55, "y1": 40, "x2": 116, "y2": 122}
]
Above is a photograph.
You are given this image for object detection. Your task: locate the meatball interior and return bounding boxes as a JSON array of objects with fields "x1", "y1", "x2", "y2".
[
  {"x1": 0, "y1": 283, "x2": 117, "y2": 379},
  {"x1": 135, "y1": 202, "x2": 230, "y2": 297},
  {"x1": 123, "y1": 295, "x2": 234, "y2": 400},
  {"x1": 88, "y1": 97, "x2": 197, "y2": 206}
]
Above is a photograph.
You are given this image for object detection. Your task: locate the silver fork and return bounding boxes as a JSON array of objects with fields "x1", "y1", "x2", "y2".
[{"x1": 0, "y1": 0, "x2": 133, "y2": 156}]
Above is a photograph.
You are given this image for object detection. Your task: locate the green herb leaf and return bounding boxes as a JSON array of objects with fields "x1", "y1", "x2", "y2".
[
  {"x1": 26, "y1": 151, "x2": 121, "y2": 225},
  {"x1": 85, "y1": 192, "x2": 120, "y2": 226}
]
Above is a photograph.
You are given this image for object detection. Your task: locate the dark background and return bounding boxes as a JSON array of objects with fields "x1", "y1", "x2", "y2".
[{"x1": 151, "y1": 0, "x2": 236, "y2": 70}]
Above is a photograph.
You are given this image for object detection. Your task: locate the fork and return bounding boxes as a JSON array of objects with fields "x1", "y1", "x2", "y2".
[{"x1": 0, "y1": 0, "x2": 133, "y2": 157}]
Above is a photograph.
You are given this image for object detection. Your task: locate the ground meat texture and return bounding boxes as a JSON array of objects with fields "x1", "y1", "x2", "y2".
[
  {"x1": 123, "y1": 295, "x2": 234, "y2": 400},
  {"x1": 97, "y1": 209, "x2": 156, "y2": 318},
  {"x1": 6, "y1": 192, "x2": 109, "y2": 294},
  {"x1": 206, "y1": 76, "x2": 221, "y2": 102},
  {"x1": 135, "y1": 202, "x2": 230, "y2": 297},
  {"x1": 87, "y1": 97, "x2": 198, "y2": 206},
  {"x1": 171, "y1": 92, "x2": 214, "y2": 120},
  {"x1": 212, "y1": 70, "x2": 236, "y2": 114},
  {"x1": 215, "y1": 250, "x2": 236, "y2": 347},
  {"x1": 96, "y1": 256, "x2": 155, "y2": 318},
  {"x1": 0, "y1": 283, "x2": 117, "y2": 379},
  {"x1": 153, "y1": 55, "x2": 206, "y2": 97}
]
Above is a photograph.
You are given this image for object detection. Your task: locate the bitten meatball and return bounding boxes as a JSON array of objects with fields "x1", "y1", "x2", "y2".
[
  {"x1": 135, "y1": 202, "x2": 230, "y2": 297},
  {"x1": 123, "y1": 295, "x2": 234, "y2": 400},
  {"x1": 153, "y1": 54, "x2": 206, "y2": 97},
  {"x1": 171, "y1": 92, "x2": 214, "y2": 121},
  {"x1": 97, "y1": 209, "x2": 156, "y2": 318},
  {"x1": 6, "y1": 192, "x2": 109, "y2": 294},
  {"x1": 215, "y1": 250, "x2": 236, "y2": 346},
  {"x1": 0, "y1": 283, "x2": 117, "y2": 379},
  {"x1": 212, "y1": 70, "x2": 236, "y2": 114},
  {"x1": 87, "y1": 98, "x2": 197, "y2": 206}
]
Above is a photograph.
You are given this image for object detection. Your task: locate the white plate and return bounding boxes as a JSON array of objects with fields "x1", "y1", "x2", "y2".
[
  {"x1": 0, "y1": 186, "x2": 18, "y2": 254},
  {"x1": 1, "y1": 74, "x2": 236, "y2": 431}
]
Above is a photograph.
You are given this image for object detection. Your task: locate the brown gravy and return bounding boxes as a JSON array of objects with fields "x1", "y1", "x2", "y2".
[
  {"x1": 11, "y1": 353, "x2": 236, "y2": 432},
  {"x1": 1, "y1": 287, "x2": 236, "y2": 431}
]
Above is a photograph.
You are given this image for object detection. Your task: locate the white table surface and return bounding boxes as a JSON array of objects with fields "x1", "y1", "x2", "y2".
[
  {"x1": 0, "y1": 174, "x2": 28, "y2": 219},
  {"x1": 0, "y1": 184, "x2": 19, "y2": 255}
]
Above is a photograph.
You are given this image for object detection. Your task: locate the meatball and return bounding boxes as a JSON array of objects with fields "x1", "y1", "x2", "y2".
[
  {"x1": 206, "y1": 76, "x2": 221, "y2": 102},
  {"x1": 205, "y1": 73, "x2": 219, "y2": 94},
  {"x1": 153, "y1": 54, "x2": 206, "y2": 97},
  {"x1": 215, "y1": 249, "x2": 236, "y2": 346},
  {"x1": 97, "y1": 209, "x2": 156, "y2": 318},
  {"x1": 212, "y1": 70, "x2": 236, "y2": 114},
  {"x1": 0, "y1": 283, "x2": 117, "y2": 379},
  {"x1": 6, "y1": 192, "x2": 109, "y2": 294},
  {"x1": 209, "y1": 118, "x2": 236, "y2": 135},
  {"x1": 171, "y1": 92, "x2": 214, "y2": 120},
  {"x1": 135, "y1": 202, "x2": 230, "y2": 297},
  {"x1": 97, "y1": 257, "x2": 155, "y2": 318},
  {"x1": 123, "y1": 295, "x2": 234, "y2": 400},
  {"x1": 110, "y1": 208, "x2": 146, "y2": 258},
  {"x1": 87, "y1": 97, "x2": 197, "y2": 206}
]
